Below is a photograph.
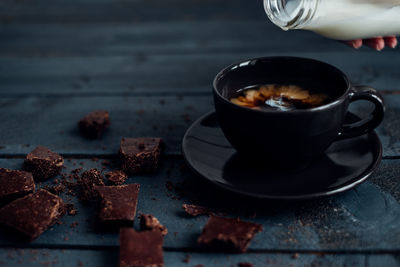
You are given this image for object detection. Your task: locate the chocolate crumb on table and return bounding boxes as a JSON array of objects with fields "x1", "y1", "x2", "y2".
[
  {"x1": 120, "y1": 228, "x2": 164, "y2": 267},
  {"x1": 105, "y1": 170, "x2": 128, "y2": 185},
  {"x1": 140, "y1": 214, "x2": 168, "y2": 236},
  {"x1": 238, "y1": 263, "x2": 254, "y2": 267},
  {"x1": 197, "y1": 216, "x2": 263, "y2": 253},
  {"x1": 119, "y1": 137, "x2": 163, "y2": 174},
  {"x1": 78, "y1": 110, "x2": 110, "y2": 139},
  {"x1": 182, "y1": 204, "x2": 212, "y2": 217},
  {"x1": 24, "y1": 146, "x2": 64, "y2": 180},
  {"x1": 0, "y1": 189, "x2": 66, "y2": 240},
  {"x1": 66, "y1": 203, "x2": 77, "y2": 216},
  {"x1": 78, "y1": 169, "x2": 104, "y2": 201},
  {"x1": 0, "y1": 168, "x2": 35, "y2": 205},
  {"x1": 182, "y1": 254, "x2": 191, "y2": 263},
  {"x1": 95, "y1": 184, "x2": 140, "y2": 227}
]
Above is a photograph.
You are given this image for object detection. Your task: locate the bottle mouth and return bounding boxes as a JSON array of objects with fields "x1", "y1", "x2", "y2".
[{"x1": 264, "y1": 0, "x2": 319, "y2": 30}]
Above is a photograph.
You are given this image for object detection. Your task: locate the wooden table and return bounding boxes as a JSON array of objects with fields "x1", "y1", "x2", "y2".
[{"x1": 0, "y1": 0, "x2": 399, "y2": 266}]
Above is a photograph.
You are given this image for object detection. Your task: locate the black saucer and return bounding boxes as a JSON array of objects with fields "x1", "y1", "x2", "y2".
[{"x1": 182, "y1": 111, "x2": 382, "y2": 200}]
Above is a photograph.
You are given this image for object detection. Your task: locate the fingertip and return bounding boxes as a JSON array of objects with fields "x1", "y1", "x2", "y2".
[{"x1": 384, "y1": 36, "x2": 398, "y2": 49}]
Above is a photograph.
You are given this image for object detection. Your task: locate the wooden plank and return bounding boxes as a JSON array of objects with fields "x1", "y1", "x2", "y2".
[
  {"x1": 0, "y1": 52, "x2": 399, "y2": 96},
  {"x1": 0, "y1": 248, "x2": 399, "y2": 267},
  {"x1": 0, "y1": 22, "x2": 348, "y2": 56},
  {"x1": 0, "y1": 0, "x2": 263, "y2": 24},
  {"x1": 0, "y1": 95, "x2": 399, "y2": 157},
  {"x1": 0, "y1": 158, "x2": 399, "y2": 251}
]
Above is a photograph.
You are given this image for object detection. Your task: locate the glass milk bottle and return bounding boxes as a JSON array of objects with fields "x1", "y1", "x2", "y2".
[{"x1": 264, "y1": 0, "x2": 400, "y2": 40}]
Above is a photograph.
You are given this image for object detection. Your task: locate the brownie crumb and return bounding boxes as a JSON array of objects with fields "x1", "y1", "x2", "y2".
[
  {"x1": 119, "y1": 137, "x2": 163, "y2": 174},
  {"x1": 0, "y1": 168, "x2": 35, "y2": 205},
  {"x1": 24, "y1": 146, "x2": 64, "y2": 180},
  {"x1": 238, "y1": 263, "x2": 253, "y2": 267},
  {"x1": 43, "y1": 184, "x2": 65, "y2": 195},
  {"x1": 140, "y1": 214, "x2": 168, "y2": 236},
  {"x1": 182, "y1": 254, "x2": 191, "y2": 263},
  {"x1": 78, "y1": 169, "x2": 104, "y2": 201},
  {"x1": 0, "y1": 189, "x2": 66, "y2": 240},
  {"x1": 182, "y1": 204, "x2": 212, "y2": 217},
  {"x1": 120, "y1": 228, "x2": 163, "y2": 267},
  {"x1": 78, "y1": 110, "x2": 110, "y2": 139},
  {"x1": 105, "y1": 170, "x2": 128, "y2": 185},
  {"x1": 197, "y1": 216, "x2": 262, "y2": 253},
  {"x1": 66, "y1": 203, "x2": 77, "y2": 216},
  {"x1": 292, "y1": 253, "x2": 300, "y2": 259}
]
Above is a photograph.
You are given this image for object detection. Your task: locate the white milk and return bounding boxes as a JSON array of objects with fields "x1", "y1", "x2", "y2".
[
  {"x1": 304, "y1": 0, "x2": 400, "y2": 40},
  {"x1": 264, "y1": 0, "x2": 400, "y2": 40}
]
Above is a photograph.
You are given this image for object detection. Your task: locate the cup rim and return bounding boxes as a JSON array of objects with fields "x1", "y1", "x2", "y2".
[{"x1": 213, "y1": 56, "x2": 351, "y2": 114}]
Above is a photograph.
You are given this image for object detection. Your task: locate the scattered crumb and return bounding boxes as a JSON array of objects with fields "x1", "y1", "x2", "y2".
[
  {"x1": 292, "y1": 253, "x2": 300, "y2": 259},
  {"x1": 182, "y1": 204, "x2": 212, "y2": 217},
  {"x1": 238, "y1": 263, "x2": 253, "y2": 267},
  {"x1": 183, "y1": 254, "x2": 191, "y2": 263}
]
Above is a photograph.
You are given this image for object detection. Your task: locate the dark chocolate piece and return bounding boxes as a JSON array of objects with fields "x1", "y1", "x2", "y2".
[
  {"x1": 24, "y1": 146, "x2": 64, "y2": 180},
  {"x1": 182, "y1": 204, "x2": 212, "y2": 217},
  {"x1": 105, "y1": 170, "x2": 128, "y2": 185},
  {"x1": 120, "y1": 137, "x2": 163, "y2": 173},
  {"x1": 120, "y1": 228, "x2": 164, "y2": 267},
  {"x1": 0, "y1": 168, "x2": 35, "y2": 205},
  {"x1": 140, "y1": 214, "x2": 168, "y2": 236},
  {"x1": 95, "y1": 184, "x2": 140, "y2": 226},
  {"x1": 78, "y1": 168, "x2": 104, "y2": 201},
  {"x1": 78, "y1": 110, "x2": 110, "y2": 138},
  {"x1": 197, "y1": 216, "x2": 262, "y2": 253},
  {"x1": 0, "y1": 189, "x2": 65, "y2": 240}
]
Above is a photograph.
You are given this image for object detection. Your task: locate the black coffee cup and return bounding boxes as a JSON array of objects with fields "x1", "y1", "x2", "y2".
[{"x1": 213, "y1": 57, "x2": 384, "y2": 163}]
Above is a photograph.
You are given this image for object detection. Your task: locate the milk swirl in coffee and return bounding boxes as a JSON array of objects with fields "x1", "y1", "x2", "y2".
[{"x1": 230, "y1": 84, "x2": 328, "y2": 111}]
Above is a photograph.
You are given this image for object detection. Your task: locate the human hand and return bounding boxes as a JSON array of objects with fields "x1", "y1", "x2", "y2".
[{"x1": 344, "y1": 36, "x2": 398, "y2": 50}]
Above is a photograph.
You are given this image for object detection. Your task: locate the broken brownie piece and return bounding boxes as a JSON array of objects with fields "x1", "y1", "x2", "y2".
[
  {"x1": 197, "y1": 216, "x2": 262, "y2": 253},
  {"x1": 24, "y1": 146, "x2": 64, "y2": 180},
  {"x1": 120, "y1": 228, "x2": 164, "y2": 267},
  {"x1": 182, "y1": 204, "x2": 212, "y2": 217},
  {"x1": 78, "y1": 110, "x2": 110, "y2": 138},
  {"x1": 140, "y1": 214, "x2": 168, "y2": 236},
  {"x1": 0, "y1": 168, "x2": 35, "y2": 205},
  {"x1": 78, "y1": 168, "x2": 104, "y2": 201},
  {"x1": 95, "y1": 184, "x2": 140, "y2": 227},
  {"x1": 119, "y1": 137, "x2": 163, "y2": 174},
  {"x1": 0, "y1": 189, "x2": 65, "y2": 240},
  {"x1": 105, "y1": 170, "x2": 128, "y2": 185}
]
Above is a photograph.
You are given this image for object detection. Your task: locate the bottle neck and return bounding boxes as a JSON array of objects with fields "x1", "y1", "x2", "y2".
[{"x1": 264, "y1": 0, "x2": 320, "y2": 30}]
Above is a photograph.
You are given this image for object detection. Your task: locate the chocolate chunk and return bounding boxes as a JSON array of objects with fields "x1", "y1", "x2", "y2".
[
  {"x1": 0, "y1": 189, "x2": 65, "y2": 240},
  {"x1": 95, "y1": 184, "x2": 140, "y2": 227},
  {"x1": 24, "y1": 146, "x2": 64, "y2": 180},
  {"x1": 78, "y1": 110, "x2": 110, "y2": 138},
  {"x1": 140, "y1": 214, "x2": 168, "y2": 236},
  {"x1": 0, "y1": 168, "x2": 35, "y2": 205},
  {"x1": 78, "y1": 168, "x2": 104, "y2": 201},
  {"x1": 197, "y1": 216, "x2": 262, "y2": 253},
  {"x1": 182, "y1": 204, "x2": 212, "y2": 217},
  {"x1": 120, "y1": 137, "x2": 163, "y2": 174},
  {"x1": 105, "y1": 170, "x2": 128, "y2": 185},
  {"x1": 120, "y1": 228, "x2": 164, "y2": 267}
]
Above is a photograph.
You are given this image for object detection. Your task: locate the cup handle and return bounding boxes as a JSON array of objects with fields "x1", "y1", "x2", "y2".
[{"x1": 337, "y1": 85, "x2": 385, "y2": 140}]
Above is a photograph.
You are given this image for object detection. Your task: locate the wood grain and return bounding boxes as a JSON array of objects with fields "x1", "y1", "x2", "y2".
[
  {"x1": 0, "y1": 158, "x2": 398, "y2": 251},
  {"x1": 0, "y1": 95, "x2": 398, "y2": 156}
]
